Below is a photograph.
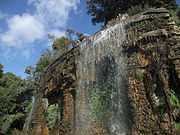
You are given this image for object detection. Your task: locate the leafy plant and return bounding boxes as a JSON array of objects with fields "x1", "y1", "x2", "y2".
[
  {"x1": 89, "y1": 84, "x2": 112, "y2": 121},
  {"x1": 177, "y1": 7, "x2": 180, "y2": 19},
  {"x1": 2, "y1": 113, "x2": 24, "y2": 133},
  {"x1": 0, "y1": 72, "x2": 32, "y2": 135},
  {"x1": 170, "y1": 90, "x2": 180, "y2": 108},
  {"x1": 87, "y1": 0, "x2": 177, "y2": 25},
  {"x1": 0, "y1": 64, "x2": 3, "y2": 78},
  {"x1": 170, "y1": 8, "x2": 180, "y2": 26},
  {"x1": 35, "y1": 50, "x2": 52, "y2": 73},
  {"x1": 45, "y1": 104, "x2": 59, "y2": 130},
  {"x1": 52, "y1": 37, "x2": 70, "y2": 54},
  {"x1": 135, "y1": 70, "x2": 144, "y2": 81},
  {"x1": 127, "y1": 4, "x2": 149, "y2": 16}
]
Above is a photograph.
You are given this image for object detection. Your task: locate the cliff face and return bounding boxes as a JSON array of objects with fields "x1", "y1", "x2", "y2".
[
  {"x1": 31, "y1": 8, "x2": 180, "y2": 135},
  {"x1": 124, "y1": 8, "x2": 180, "y2": 135}
]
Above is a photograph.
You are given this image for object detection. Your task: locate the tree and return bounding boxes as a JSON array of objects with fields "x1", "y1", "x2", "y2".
[
  {"x1": 0, "y1": 64, "x2": 3, "y2": 78},
  {"x1": 0, "y1": 72, "x2": 32, "y2": 135},
  {"x1": 86, "y1": 0, "x2": 177, "y2": 25},
  {"x1": 35, "y1": 50, "x2": 52, "y2": 73},
  {"x1": 52, "y1": 37, "x2": 70, "y2": 52},
  {"x1": 177, "y1": 7, "x2": 180, "y2": 19}
]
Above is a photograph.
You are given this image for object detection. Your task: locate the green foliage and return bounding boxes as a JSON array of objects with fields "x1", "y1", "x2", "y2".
[
  {"x1": 1, "y1": 113, "x2": 24, "y2": 134},
  {"x1": 86, "y1": 0, "x2": 177, "y2": 25},
  {"x1": 52, "y1": 37, "x2": 69, "y2": 53},
  {"x1": 170, "y1": 7, "x2": 180, "y2": 26},
  {"x1": 176, "y1": 7, "x2": 180, "y2": 26},
  {"x1": 127, "y1": 4, "x2": 149, "y2": 16},
  {"x1": 170, "y1": 90, "x2": 180, "y2": 108},
  {"x1": 0, "y1": 72, "x2": 32, "y2": 135},
  {"x1": 34, "y1": 37, "x2": 71, "y2": 75},
  {"x1": 0, "y1": 73, "x2": 24, "y2": 97},
  {"x1": 175, "y1": 122, "x2": 180, "y2": 130},
  {"x1": 177, "y1": 7, "x2": 180, "y2": 19},
  {"x1": 35, "y1": 50, "x2": 52, "y2": 73},
  {"x1": 45, "y1": 105, "x2": 59, "y2": 130},
  {"x1": 135, "y1": 70, "x2": 144, "y2": 81},
  {"x1": 53, "y1": 37, "x2": 68, "y2": 47},
  {"x1": 89, "y1": 84, "x2": 112, "y2": 121},
  {"x1": 0, "y1": 32, "x2": 71, "y2": 135},
  {"x1": 0, "y1": 64, "x2": 3, "y2": 78}
]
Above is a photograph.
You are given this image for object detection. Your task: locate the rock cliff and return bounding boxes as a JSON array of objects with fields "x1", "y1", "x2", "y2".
[{"x1": 30, "y1": 8, "x2": 180, "y2": 135}]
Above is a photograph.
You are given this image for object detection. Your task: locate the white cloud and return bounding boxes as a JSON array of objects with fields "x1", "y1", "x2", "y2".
[
  {"x1": 1, "y1": 14, "x2": 45, "y2": 47},
  {"x1": 0, "y1": 0, "x2": 80, "y2": 49},
  {"x1": 30, "y1": 0, "x2": 80, "y2": 28}
]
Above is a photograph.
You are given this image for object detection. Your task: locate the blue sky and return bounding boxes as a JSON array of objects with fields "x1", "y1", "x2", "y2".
[
  {"x1": 0, "y1": 0, "x2": 101, "y2": 78},
  {"x1": 0, "y1": 0, "x2": 179, "y2": 78}
]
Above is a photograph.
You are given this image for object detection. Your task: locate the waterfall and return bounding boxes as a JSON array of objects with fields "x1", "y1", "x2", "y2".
[
  {"x1": 75, "y1": 22, "x2": 133, "y2": 135},
  {"x1": 23, "y1": 96, "x2": 35, "y2": 133}
]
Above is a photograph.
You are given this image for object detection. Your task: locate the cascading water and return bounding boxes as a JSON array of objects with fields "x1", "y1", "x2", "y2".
[
  {"x1": 23, "y1": 96, "x2": 35, "y2": 133},
  {"x1": 75, "y1": 22, "x2": 133, "y2": 135}
]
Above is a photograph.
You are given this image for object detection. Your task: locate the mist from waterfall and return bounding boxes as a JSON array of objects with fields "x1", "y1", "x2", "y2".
[{"x1": 75, "y1": 22, "x2": 133, "y2": 135}]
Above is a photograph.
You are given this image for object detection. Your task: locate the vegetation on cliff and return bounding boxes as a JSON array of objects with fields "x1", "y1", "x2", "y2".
[
  {"x1": 0, "y1": 1, "x2": 180, "y2": 135},
  {"x1": 87, "y1": 0, "x2": 178, "y2": 25}
]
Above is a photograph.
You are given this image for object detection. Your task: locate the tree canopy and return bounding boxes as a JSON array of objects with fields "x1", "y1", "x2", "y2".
[
  {"x1": 86, "y1": 0, "x2": 177, "y2": 25},
  {"x1": 0, "y1": 71, "x2": 32, "y2": 135}
]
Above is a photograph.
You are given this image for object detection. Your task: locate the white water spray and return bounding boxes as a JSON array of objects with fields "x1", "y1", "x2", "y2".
[{"x1": 75, "y1": 22, "x2": 133, "y2": 135}]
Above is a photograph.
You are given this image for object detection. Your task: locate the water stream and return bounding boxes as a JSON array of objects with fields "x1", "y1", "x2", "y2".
[
  {"x1": 75, "y1": 22, "x2": 133, "y2": 135},
  {"x1": 23, "y1": 96, "x2": 35, "y2": 133}
]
